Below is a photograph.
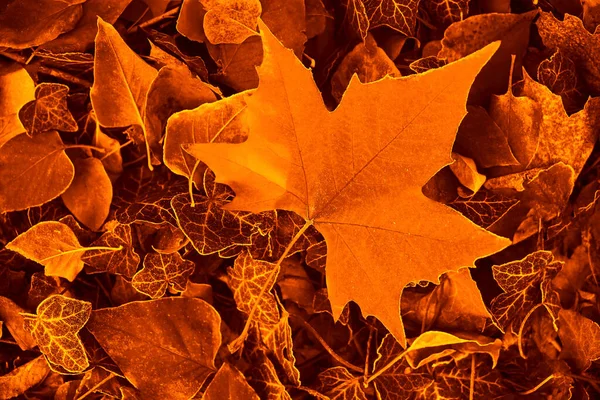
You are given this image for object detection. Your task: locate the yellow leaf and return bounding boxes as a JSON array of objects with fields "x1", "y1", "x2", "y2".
[
  {"x1": 23, "y1": 294, "x2": 92, "y2": 373},
  {"x1": 0, "y1": 63, "x2": 35, "y2": 146}
]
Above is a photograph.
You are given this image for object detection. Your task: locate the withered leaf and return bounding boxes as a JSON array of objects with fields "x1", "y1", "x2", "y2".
[
  {"x1": 146, "y1": 29, "x2": 209, "y2": 80},
  {"x1": 449, "y1": 190, "x2": 518, "y2": 229},
  {"x1": 248, "y1": 352, "x2": 292, "y2": 400},
  {"x1": 0, "y1": 356, "x2": 50, "y2": 399},
  {"x1": 19, "y1": 83, "x2": 78, "y2": 136},
  {"x1": 0, "y1": 63, "x2": 35, "y2": 146},
  {"x1": 363, "y1": 0, "x2": 420, "y2": 36},
  {"x1": 0, "y1": 296, "x2": 37, "y2": 350},
  {"x1": 260, "y1": 0, "x2": 307, "y2": 57},
  {"x1": 27, "y1": 272, "x2": 66, "y2": 309},
  {"x1": 90, "y1": 18, "x2": 158, "y2": 168},
  {"x1": 537, "y1": 11, "x2": 600, "y2": 94},
  {"x1": 203, "y1": 0, "x2": 262, "y2": 45},
  {"x1": 558, "y1": 309, "x2": 600, "y2": 371},
  {"x1": 164, "y1": 91, "x2": 249, "y2": 179},
  {"x1": 132, "y1": 252, "x2": 195, "y2": 298},
  {"x1": 373, "y1": 334, "x2": 434, "y2": 399},
  {"x1": 61, "y1": 157, "x2": 113, "y2": 231},
  {"x1": 344, "y1": 0, "x2": 369, "y2": 40},
  {"x1": 227, "y1": 251, "x2": 299, "y2": 383},
  {"x1": 7, "y1": 221, "x2": 85, "y2": 281},
  {"x1": 87, "y1": 297, "x2": 222, "y2": 400},
  {"x1": 537, "y1": 49, "x2": 578, "y2": 100},
  {"x1": 423, "y1": 0, "x2": 469, "y2": 26},
  {"x1": 206, "y1": 36, "x2": 263, "y2": 91},
  {"x1": 409, "y1": 56, "x2": 447, "y2": 73},
  {"x1": 171, "y1": 173, "x2": 258, "y2": 255},
  {"x1": 0, "y1": 0, "x2": 85, "y2": 49},
  {"x1": 0, "y1": 131, "x2": 74, "y2": 213},
  {"x1": 317, "y1": 367, "x2": 367, "y2": 400},
  {"x1": 23, "y1": 294, "x2": 92, "y2": 373},
  {"x1": 185, "y1": 22, "x2": 508, "y2": 346},
  {"x1": 490, "y1": 251, "x2": 563, "y2": 332},
  {"x1": 82, "y1": 223, "x2": 140, "y2": 278},
  {"x1": 202, "y1": 363, "x2": 260, "y2": 400}
]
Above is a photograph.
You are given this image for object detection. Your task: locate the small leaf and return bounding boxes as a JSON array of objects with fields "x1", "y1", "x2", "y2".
[
  {"x1": 202, "y1": 363, "x2": 260, "y2": 400},
  {"x1": 23, "y1": 294, "x2": 92, "y2": 373},
  {"x1": 18, "y1": 83, "x2": 78, "y2": 136},
  {"x1": 0, "y1": 0, "x2": 85, "y2": 49},
  {"x1": 87, "y1": 297, "x2": 222, "y2": 400},
  {"x1": 363, "y1": 0, "x2": 420, "y2": 36},
  {"x1": 558, "y1": 309, "x2": 600, "y2": 371},
  {"x1": 82, "y1": 223, "x2": 140, "y2": 278},
  {"x1": 7, "y1": 221, "x2": 84, "y2": 281},
  {"x1": 0, "y1": 131, "x2": 74, "y2": 213},
  {"x1": 132, "y1": 252, "x2": 195, "y2": 298},
  {"x1": 61, "y1": 157, "x2": 113, "y2": 231},
  {"x1": 317, "y1": 367, "x2": 367, "y2": 400},
  {"x1": 0, "y1": 356, "x2": 50, "y2": 399}
]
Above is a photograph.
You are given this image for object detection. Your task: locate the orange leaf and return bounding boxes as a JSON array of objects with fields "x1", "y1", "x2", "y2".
[
  {"x1": 132, "y1": 252, "x2": 195, "y2": 298},
  {"x1": 203, "y1": 363, "x2": 260, "y2": 400},
  {"x1": 18, "y1": 83, "x2": 78, "y2": 136},
  {"x1": 0, "y1": 63, "x2": 35, "y2": 146},
  {"x1": 82, "y1": 223, "x2": 140, "y2": 278},
  {"x1": 184, "y1": 21, "x2": 509, "y2": 345}
]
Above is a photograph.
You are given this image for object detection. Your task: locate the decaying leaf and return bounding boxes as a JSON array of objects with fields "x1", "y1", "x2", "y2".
[
  {"x1": 0, "y1": 131, "x2": 74, "y2": 213},
  {"x1": 82, "y1": 223, "x2": 140, "y2": 278},
  {"x1": 18, "y1": 83, "x2": 78, "y2": 136},
  {"x1": 132, "y1": 252, "x2": 195, "y2": 298},
  {"x1": 23, "y1": 294, "x2": 92, "y2": 373},
  {"x1": 317, "y1": 366, "x2": 367, "y2": 400},
  {"x1": 0, "y1": 356, "x2": 50, "y2": 400},
  {"x1": 87, "y1": 297, "x2": 222, "y2": 400},
  {"x1": 558, "y1": 309, "x2": 600, "y2": 371},
  {"x1": 185, "y1": 21, "x2": 508, "y2": 346}
]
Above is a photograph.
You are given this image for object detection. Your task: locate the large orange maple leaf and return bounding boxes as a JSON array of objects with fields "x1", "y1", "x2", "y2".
[{"x1": 185, "y1": 21, "x2": 509, "y2": 346}]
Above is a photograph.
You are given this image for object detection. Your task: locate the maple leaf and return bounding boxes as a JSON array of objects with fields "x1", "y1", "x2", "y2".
[
  {"x1": 87, "y1": 297, "x2": 222, "y2": 400},
  {"x1": 0, "y1": 131, "x2": 74, "y2": 213},
  {"x1": 227, "y1": 251, "x2": 300, "y2": 383},
  {"x1": 490, "y1": 251, "x2": 563, "y2": 333},
  {"x1": 23, "y1": 294, "x2": 92, "y2": 373},
  {"x1": 18, "y1": 83, "x2": 78, "y2": 136},
  {"x1": 131, "y1": 252, "x2": 195, "y2": 298},
  {"x1": 82, "y1": 223, "x2": 140, "y2": 278},
  {"x1": 184, "y1": 21, "x2": 509, "y2": 345},
  {"x1": 61, "y1": 157, "x2": 113, "y2": 231},
  {"x1": 90, "y1": 18, "x2": 158, "y2": 169},
  {"x1": 317, "y1": 367, "x2": 367, "y2": 400},
  {"x1": 0, "y1": 63, "x2": 35, "y2": 146},
  {"x1": 0, "y1": 356, "x2": 50, "y2": 400},
  {"x1": 0, "y1": 0, "x2": 85, "y2": 49},
  {"x1": 203, "y1": 363, "x2": 260, "y2": 400},
  {"x1": 558, "y1": 309, "x2": 600, "y2": 371}
]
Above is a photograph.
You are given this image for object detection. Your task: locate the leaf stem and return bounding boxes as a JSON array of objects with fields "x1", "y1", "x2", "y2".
[
  {"x1": 40, "y1": 246, "x2": 123, "y2": 263},
  {"x1": 188, "y1": 160, "x2": 202, "y2": 207},
  {"x1": 519, "y1": 374, "x2": 558, "y2": 395},
  {"x1": 517, "y1": 303, "x2": 546, "y2": 359},
  {"x1": 128, "y1": 7, "x2": 181, "y2": 34},
  {"x1": 365, "y1": 347, "x2": 409, "y2": 386},
  {"x1": 228, "y1": 219, "x2": 313, "y2": 352},
  {"x1": 63, "y1": 144, "x2": 106, "y2": 154},
  {"x1": 76, "y1": 371, "x2": 115, "y2": 400},
  {"x1": 0, "y1": 51, "x2": 92, "y2": 87},
  {"x1": 469, "y1": 354, "x2": 476, "y2": 400},
  {"x1": 291, "y1": 314, "x2": 364, "y2": 374}
]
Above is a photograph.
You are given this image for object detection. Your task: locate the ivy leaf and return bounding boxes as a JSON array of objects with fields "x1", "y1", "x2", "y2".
[
  {"x1": 61, "y1": 157, "x2": 113, "y2": 231},
  {"x1": 558, "y1": 309, "x2": 600, "y2": 371},
  {"x1": 18, "y1": 83, "x2": 78, "y2": 136},
  {"x1": 423, "y1": 0, "x2": 469, "y2": 26},
  {"x1": 317, "y1": 367, "x2": 367, "y2": 400},
  {"x1": 90, "y1": 18, "x2": 158, "y2": 169},
  {"x1": 0, "y1": 0, "x2": 85, "y2": 49},
  {"x1": 363, "y1": 0, "x2": 420, "y2": 36},
  {"x1": 0, "y1": 63, "x2": 36, "y2": 146},
  {"x1": 87, "y1": 297, "x2": 222, "y2": 400},
  {"x1": 537, "y1": 49, "x2": 578, "y2": 101},
  {"x1": 82, "y1": 223, "x2": 140, "y2": 278},
  {"x1": 203, "y1": 363, "x2": 260, "y2": 400},
  {"x1": 184, "y1": 21, "x2": 508, "y2": 346},
  {"x1": 23, "y1": 294, "x2": 92, "y2": 373},
  {"x1": 490, "y1": 250, "x2": 563, "y2": 333},
  {"x1": 373, "y1": 334, "x2": 434, "y2": 399},
  {"x1": 171, "y1": 172, "x2": 258, "y2": 255},
  {"x1": 0, "y1": 131, "x2": 74, "y2": 213},
  {"x1": 7, "y1": 221, "x2": 85, "y2": 281},
  {"x1": 131, "y1": 252, "x2": 195, "y2": 298},
  {"x1": 227, "y1": 251, "x2": 299, "y2": 383},
  {"x1": 449, "y1": 190, "x2": 519, "y2": 229}
]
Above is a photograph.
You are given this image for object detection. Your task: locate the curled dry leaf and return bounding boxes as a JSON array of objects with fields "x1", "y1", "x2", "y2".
[
  {"x1": 18, "y1": 83, "x2": 78, "y2": 136},
  {"x1": 23, "y1": 294, "x2": 92, "y2": 373},
  {"x1": 0, "y1": 0, "x2": 85, "y2": 49},
  {"x1": 61, "y1": 157, "x2": 113, "y2": 231},
  {"x1": 87, "y1": 297, "x2": 222, "y2": 400},
  {"x1": 90, "y1": 18, "x2": 158, "y2": 168},
  {"x1": 0, "y1": 131, "x2": 74, "y2": 213},
  {"x1": 185, "y1": 21, "x2": 509, "y2": 346},
  {"x1": 131, "y1": 252, "x2": 195, "y2": 298},
  {"x1": 0, "y1": 63, "x2": 35, "y2": 146}
]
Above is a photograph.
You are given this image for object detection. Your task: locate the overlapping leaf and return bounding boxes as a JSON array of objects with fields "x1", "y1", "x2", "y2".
[
  {"x1": 18, "y1": 83, "x2": 78, "y2": 136},
  {"x1": 317, "y1": 367, "x2": 367, "y2": 400},
  {"x1": 82, "y1": 223, "x2": 140, "y2": 278},
  {"x1": 203, "y1": 363, "x2": 260, "y2": 400},
  {"x1": 0, "y1": 63, "x2": 35, "y2": 146},
  {"x1": 132, "y1": 252, "x2": 195, "y2": 298},
  {"x1": 23, "y1": 295, "x2": 92, "y2": 373}
]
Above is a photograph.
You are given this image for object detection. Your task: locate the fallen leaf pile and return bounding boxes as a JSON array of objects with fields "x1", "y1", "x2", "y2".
[{"x1": 1, "y1": 1, "x2": 600, "y2": 399}]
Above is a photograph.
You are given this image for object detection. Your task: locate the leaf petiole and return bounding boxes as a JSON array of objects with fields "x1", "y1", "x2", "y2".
[{"x1": 40, "y1": 245, "x2": 123, "y2": 263}]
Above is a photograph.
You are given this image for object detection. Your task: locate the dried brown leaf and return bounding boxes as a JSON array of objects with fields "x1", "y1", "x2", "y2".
[
  {"x1": 18, "y1": 83, "x2": 78, "y2": 136},
  {"x1": 82, "y1": 223, "x2": 140, "y2": 278},
  {"x1": 132, "y1": 252, "x2": 195, "y2": 298}
]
